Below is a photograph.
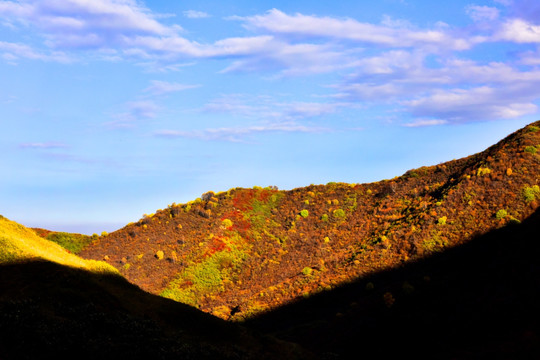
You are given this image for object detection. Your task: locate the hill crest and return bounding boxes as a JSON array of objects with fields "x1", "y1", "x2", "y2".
[{"x1": 79, "y1": 121, "x2": 540, "y2": 320}]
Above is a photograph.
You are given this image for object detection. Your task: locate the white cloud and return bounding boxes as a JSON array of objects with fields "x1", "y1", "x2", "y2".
[
  {"x1": 107, "y1": 99, "x2": 160, "y2": 128},
  {"x1": 183, "y1": 10, "x2": 210, "y2": 19},
  {"x1": 203, "y1": 94, "x2": 349, "y2": 121},
  {"x1": 127, "y1": 100, "x2": 159, "y2": 118},
  {"x1": 466, "y1": 5, "x2": 500, "y2": 22},
  {"x1": 0, "y1": 0, "x2": 181, "y2": 49},
  {"x1": 0, "y1": 40, "x2": 72, "y2": 63},
  {"x1": 334, "y1": 50, "x2": 540, "y2": 121},
  {"x1": 497, "y1": 18, "x2": 540, "y2": 43},
  {"x1": 405, "y1": 86, "x2": 538, "y2": 121},
  {"x1": 402, "y1": 119, "x2": 448, "y2": 127},
  {"x1": 143, "y1": 80, "x2": 200, "y2": 95},
  {"x1": 235, "y1": 9, "x2": 478, "y2": 50},
  {"x1": 519, "y1": 49, "x2": 540, "y2": 65},
  {"x1": 19, "y1": 142, "x2": 69, "y2": 149},
  {"x1": 154, "y1": 122, "x2": 326, "y2": 142}
]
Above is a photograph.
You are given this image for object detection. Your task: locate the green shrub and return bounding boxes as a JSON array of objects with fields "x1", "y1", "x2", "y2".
[
  {"x1": 523, "y1": 185, "x2": 540, "y2": 202},
  {"x1": 302, "y1": 267, "x2": 313, "y2": 276},
  {"x1": 437, "y1": 216, "x2": 447, "y2": 225},
  {"x1": 221, "y1": 218, "x2": 233, "y2": 228},
  {"x1": 524, "y1": 146, "x2": 538, "y2": 154},
  {"x1": 528, "y1": 125, "x2": 540, "y2": 132},
  {"x1": 100, "y1": 231, "x2": 108, "y2": 237},
  {"x1": 321, "y1": 214, "x2": 329, "y2": 222},
  {"x1": 423, "y1": 233, "x2": 448, "y2": 252},
  {"x1": 495, "y1": 209, "x2": 508, "y2": 220},
  {"x1": 476, "y1": 167, "x2": 491, "y2": 176},
  {"x1": 300, "y1": 209, "x2": 309, "y2": 218},
  {"x1": 45, "y1": 232, "x2": 93, "y2": 254},
  {"x1": 333, "y1": 209, "x2": 346, "y2": 219}
]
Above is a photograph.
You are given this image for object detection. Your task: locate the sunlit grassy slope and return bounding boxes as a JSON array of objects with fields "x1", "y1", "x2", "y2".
[{"x1": 0, "y1": 215, "x2": 116, "y2": 274}]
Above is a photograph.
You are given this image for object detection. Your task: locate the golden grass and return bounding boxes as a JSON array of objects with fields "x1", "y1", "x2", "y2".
[{"x1": 0, "y1": 216, "x2": 117, "y2": 274}]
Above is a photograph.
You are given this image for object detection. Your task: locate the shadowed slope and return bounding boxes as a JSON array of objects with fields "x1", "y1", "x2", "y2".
[
  {"x1": 0, "y1": 216, "x2": 311, "y2": 359},
  {"x1": 0, "y1": 260, "x2": 311, "y2": 359},
  {"x1": 244, "y1": 208, "x2": 540, "y2": 359}
]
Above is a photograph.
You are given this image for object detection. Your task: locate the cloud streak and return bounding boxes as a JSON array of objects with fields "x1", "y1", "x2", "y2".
[
  {"x1": 154, "y1": 122, "x2": 327, "y2": 142},
  {"x1": 234, "y1": 9, "x2": 480, "y2": 50},
  {"x1": 183, "y1": 10, "x2": 210, "y2": 19},
  {"x1": 19, "y1": 142, "x2": 69, "y2": 149},
  {"x1": 143, "y1": 80, "x2": 200, "y2": 95},
  {"x1": 1, "y1": 1, "x2": 540, "y2": 125}
]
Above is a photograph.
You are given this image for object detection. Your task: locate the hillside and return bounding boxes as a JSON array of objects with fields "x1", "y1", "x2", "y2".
[
  {"x1": 80, "y1": 121, "x2": 540, "y2": 320},
  {"x1": 0, "y1": 215, "x2": 115, "y2": 274},
  {"x1": 0, "y1": 216, "x2": 311, "y2": 359},
  {"x1": 246, "y1": 207, "x2": 540, "y2": 358}
]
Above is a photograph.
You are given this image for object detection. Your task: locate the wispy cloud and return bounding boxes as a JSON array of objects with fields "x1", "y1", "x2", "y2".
[
  {"x1": 203, "y1": 94, "x2": 351, "y2": 121},
  {"x1": 466, "y1": 5, "x2": 500, "y2": 22},
  {"x1": 143, "y1": 80, "x2": 200, "y2": 96},
  {"x1": 154, "y1": 122, "x2": 327, "y2": 142},
  {"x1": 496, "y1": 18, "x2": 540, "y2": 43},
  {"x1": 19, "y1": 142, "x2": 69, "y2": 149},
  {"x1": 183, "y1": 10, "x2": 210, "y2": 19},
  {"x1": 107, "y1": 79, "x2": 200, "y2": 128},
  {"x1": 405, "y1": 86, "x2": 538, "y2": 122},
  {"x1": 234, "y1": 9, "x2": 479, "y2": 50},
  {"x1": 0, "y1": 41, "x2": 72, "y2": 63},
  {"x1": 106, "y1": 99, "x2": 160, "y2": 129},
  {"x1": 402, "y1": 119, "x2": 448, "y2": 127},
  {"x1": 2, "y1": 1, "x2": 540, "y2": 125}
]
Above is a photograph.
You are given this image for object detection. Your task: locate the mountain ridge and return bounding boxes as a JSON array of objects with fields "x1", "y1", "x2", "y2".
[{"x1": 79, "y1": 121, "x2": 540, "y2": 320}]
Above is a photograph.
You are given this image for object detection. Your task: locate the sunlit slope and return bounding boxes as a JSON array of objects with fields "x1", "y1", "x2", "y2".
[
  {"x1": 0, "y1": 215, "x2": 116, "y2": 274},
  {"x1": 80, "y1": 121, "x2": 540, "y2": 320}
]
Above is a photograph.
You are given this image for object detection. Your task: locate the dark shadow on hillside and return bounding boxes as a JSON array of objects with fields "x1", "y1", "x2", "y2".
[
  {"x1": 0, "y1": 260, "x2": 311, "y2": 359},
  {"x1": 2, "y1": 209, "x2": 539, "y2": 359},
  {"x1": 244, "y1": 208, "x2": 540, "y2": 359}
]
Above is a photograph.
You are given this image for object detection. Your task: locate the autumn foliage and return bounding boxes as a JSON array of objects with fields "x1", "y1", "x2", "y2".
[{"x1": 79, "y1": 121, "x2": 540, "y2": 320}]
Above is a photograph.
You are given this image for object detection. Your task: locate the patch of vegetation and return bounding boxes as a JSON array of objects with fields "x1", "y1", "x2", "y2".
[
  {"x1": 161, "y1": 233, "x2": 249, "y2": 307},
  {"x1": 524, "y1": 145, "x2": 538, "y2": 154},
  {"x1": 221, "y1": 218, "x2": 233, "y2": 229},
  {"x1": 476, "y1": 167, "x2": 491, "y2": 177},
  {"x1": 495, "y1": 209, "x2": 508, "y2": 220},
  {"x1": 0, "y1": 216, "x2": 117, "y2": 274},
  {"x1": 333, "y1": 209, "x2": 346, "y2": 220},
  {"x1": 300, "y1": 209, "x2": 309, "y2": 218},
  {"x1": 44, "y1": 232, "x2": 93, "y2": 254},
  {"x1": 422, "y1": 232, "x2": 448, "y2": 253},
  {"x1": 522, "y1": 185, "x2": 540, "y2": 202}
]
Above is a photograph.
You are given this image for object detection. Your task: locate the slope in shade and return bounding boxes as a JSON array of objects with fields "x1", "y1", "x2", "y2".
[
  {"x1": 0, "y1": 217, "x2": 312, "y2": 359},
  {"x1": 245, "y1": 207, "x2": 540, "y2": 359},
  {"x1": 79, "y1": 121, "x2": 540, "y2": 320}
]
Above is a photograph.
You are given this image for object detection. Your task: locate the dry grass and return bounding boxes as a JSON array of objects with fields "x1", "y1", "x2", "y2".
[{"x1": 0, "y1": 215, "x2": 117, "y2": 274}]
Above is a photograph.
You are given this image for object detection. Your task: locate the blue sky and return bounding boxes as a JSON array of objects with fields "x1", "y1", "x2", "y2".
[{"x1": 1, "y1": 0, "x2": 540, "y2": 234}]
